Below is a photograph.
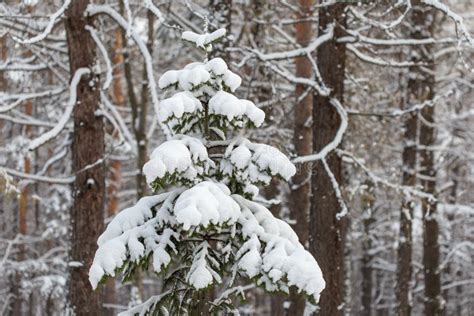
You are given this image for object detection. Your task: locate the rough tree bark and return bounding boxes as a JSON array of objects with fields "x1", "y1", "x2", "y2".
[
  {"x1": 103, "y1": 27, "x2": 126, "y2": 316},
  {"x1": 397, "y1": 3, "x2": 439, "y2": 315},
  {"x1": 414, "y1": 4, "x2": 442, "y2": 313},
  {"x1": 310, "y1": 2, "x2": 348, "y2": 315},
  {"x1": 12, "y1": 100, "x2": 33, "y2": 316},
  {"x1": 288, "y1": 0, "x2": 314, "y2": 314},
  {"x1": 65, "y1": 0, "x2": 105, "y2": 314},
  {"x1": 396, "y1": 110, "x2": 417, "y2": 316}
]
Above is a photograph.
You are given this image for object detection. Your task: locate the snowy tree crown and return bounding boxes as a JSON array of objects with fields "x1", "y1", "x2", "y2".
[{"x1": 89, "y1": 28, "x2": 325, "y2": 315}]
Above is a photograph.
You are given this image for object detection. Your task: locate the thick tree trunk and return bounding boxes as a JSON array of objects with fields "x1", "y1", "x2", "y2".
[
  {"x1": 397, "y1": 3, "x2": 440, "y2": 315},
  {"x1": 310, "y1": 3, "x2": 347, "y2": 315},
  {"x1": 65, "y1": 0, "x2": 105, "y2": 314},
  {"x1": 288, "y1": 0, "x2": 314, "y2": 314},
  {"x1": 12, "y1": 100, "x2": 33, "y2": 316},
  {"x1": 415, "y1": 5, "x2": 441, "y2": 312},
  {"x1": 444, "y1": 164, "x2": 462, "y2": 315},
  {"x1": 420, "y1": 105, "x2": 442, "y2": 315},
  {"x1": 396, "y1": 108, "x2": 417, "y2": 316}
]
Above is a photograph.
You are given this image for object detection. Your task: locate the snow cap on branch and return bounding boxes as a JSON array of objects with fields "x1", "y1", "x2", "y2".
[{"x1": 182, "y1": 28, "x2": 226, "y2": 51}]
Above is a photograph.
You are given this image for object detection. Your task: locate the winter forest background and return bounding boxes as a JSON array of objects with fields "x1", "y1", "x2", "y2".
[{"x1": 0, "y1": 0, "x2": 473, "y2": 315}]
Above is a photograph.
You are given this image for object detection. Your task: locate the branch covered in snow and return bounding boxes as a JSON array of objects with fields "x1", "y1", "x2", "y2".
[
  {"x1": 293, "y1": 98, "x2": 348, "y2": 163},
  {"x1": 28, "y1": 67, "x2": 90, "y2": 151},
  {"x1": 13, "y1": 0, "x2": 71, "y2": 44}
]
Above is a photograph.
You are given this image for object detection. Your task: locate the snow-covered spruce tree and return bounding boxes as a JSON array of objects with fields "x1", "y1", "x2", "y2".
[{"x1": 89, "y1": 28, "x2": 325, "y2": 315}]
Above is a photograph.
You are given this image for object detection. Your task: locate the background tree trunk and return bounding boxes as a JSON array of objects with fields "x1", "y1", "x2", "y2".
[
  {"x1": 65, "y1": 0, "x2": 105, "y2": 314},
  {"x1": 288, "y1": 0, "x2": 314, "y2": 314},
  {"x1": 310, "y1": 2, "x2": 347, "y2": 315},
  {"x1": 361, "y1": 184, "x2": 375, "y2": 316},
  {"x1": 103, "y1": 27, "x2": 126, "y2": 316},
  {"x1": 413, "y1": 3, "x2": 442, "y2": 313},
  {"x1": 396, "y1": 108, "x2": 416, "y2": 316}
]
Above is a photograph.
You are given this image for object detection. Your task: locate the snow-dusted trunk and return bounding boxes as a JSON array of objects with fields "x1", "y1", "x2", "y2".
[
  {"x1": 397, "y1": 109, "x2": 416, "y2": 316},
  {"x1": 288, "y1": 0, "x2": 314, "y2": 314},
  {"x1": 444, "y1": 164, "x2": 462, "y2": 315},
  {"x1": 135, "y1": 9, "x2": 155, "y2": 199},
  {"x1": 413, "y1": 5, "x2": 441, "y2": 313},
  {"x1": 397, "y1": 3, "x2": 440, "y2": 315},
  {"x1": 310, "y1": 3, "x2": 347, "y2": 315},
  {"x1": 65, "y1": 0, "x2": 105, "y2": 314},
  {"x1": 420, "y1": 104, "x2": 441, "y2": 315},
  {"x1": 13, "y1": 99, "x2": 33, "y2": 315}
]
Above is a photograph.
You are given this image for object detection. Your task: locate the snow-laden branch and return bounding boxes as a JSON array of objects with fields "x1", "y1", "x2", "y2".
[
  {"x1": 86, "y1": 26, "x2": 113, "y2": 90},
  {"x1": 341, "y1": 28, "x2": 457, "y2": 46},
  {"x1": 265, "y1": 62, "x2": 330, "y2": 96},
  {"x1": 337, "y1": 149, "x2": 436, "y2": 200},
  {"x1": 421, "y1": 0, "x2": 474, "y2": 47},
  {"x1": 86, "y1": 4, "x2": 168, "y2": 139},
  {"x1": 101, "y1": 92, "x2": 135, "y2": 147},
  {"x1": 347, "y1": 45, "x2": 417, "y2": 68},
  {"x1": 246, "y1": 24, "x2": 334, "y2": 61},
  {"x1": 349, "y1": 2, "x2": 411, "y2": 30},
  {"x1": 0, "y1": 88, "x2": 64, "y2": 113},
  {"x1": 293, "y1": 98, "x2": 347, "y2": 163},
  {"x1": 439, "y1": 241, "x2": 474, "y2": 270},
  {"x1": 28, "y1": 68, "x2": 90, "y2": 151},
  {"x1": 0, "y1": 113, "x2": 55, "y2": 127},
  {"x1": 123, "y1": 0, "x2": 133, "y2": 37},
  {"x1": 37, "y1": 148, "x2": 68, "y2": 177},
  {"x1": 2, "y1": 167, "x2": 74, "y2": 184},
  {"x1": 322, "y1": 158, "x2": 348, "y2": 220},
  {"x1": 13, "y1": 0, "x2": 71, "y2": 44},
  {"x1": 143, "y1": 0, "x2": 165, "y2": 23},
  {"x1": 347, "y1": 88, "x2": 453, "y2": 118},
  {"x1": 0, "y1": 62, "x2": 47, "y2": 71}
]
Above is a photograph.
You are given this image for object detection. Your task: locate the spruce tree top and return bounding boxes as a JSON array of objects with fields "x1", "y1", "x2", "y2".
[{"x1": 89, "y1": 28, "x2": 325, "y2": 315}]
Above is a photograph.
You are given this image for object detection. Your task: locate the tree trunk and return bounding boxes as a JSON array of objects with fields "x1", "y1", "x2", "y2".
[
  {"x1": 119, "y1": 0, "x2": 150, "y2": 201},
  {"x1": 103, "y1": 27, "x2": 126, "y2": 316},
  {"x1": 310, "y1": 3, "x2": 347, "y2": 315},
  {"x1": 361, "y1": 184, "x2": 375, "y2": 316},
  {"x1": 420, "y1": 103, "x2": 442, "y2": 316},
  {"x1": 12, "y1": 100, "x2": 33, "y2": 316},
  {"x1": 396, "y1": 3, "x2": 440, "y2": 315},
  {"x1": 396, "y1": 107, "x2": 417, "y2": 316},
  {"x1": 414, "y1": 4, "x2": 441, "y2": 312},
  {"x1": 65, "y1": 0, "x2": 105, "y2": 314},
  {"x1": 288, "y1": 0, "x2": 314, "y2": 314}
]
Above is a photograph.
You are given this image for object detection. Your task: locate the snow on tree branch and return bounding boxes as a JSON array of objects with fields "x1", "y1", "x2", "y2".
[
  {"x1": 13, "y1": 0, "x2": 71, "y2": 44},
  {"x1": 182, "y1": 28, "x2": 227, "y2": 51},
  {"x1": 247, "y1": 24, "x2": 334, "y2": 61},
  {"x1": 86, "y1": 4, "x2": 168, "y2": 138},
  {"x1": 143, "y1": 0, "x2": 165, "y2": 23},
  {"x1": 86, "y1": 26, "x2": 113, "y2": 90},
  {"x1": 421, "y1": 0, "x2": 474, "y2": 47},
  {"x1": 28, "y1": 67, "x2": 90, "y2": 151},
  {"x1": 293, "y1": 98, "x2": 348, "y2": 163}
]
